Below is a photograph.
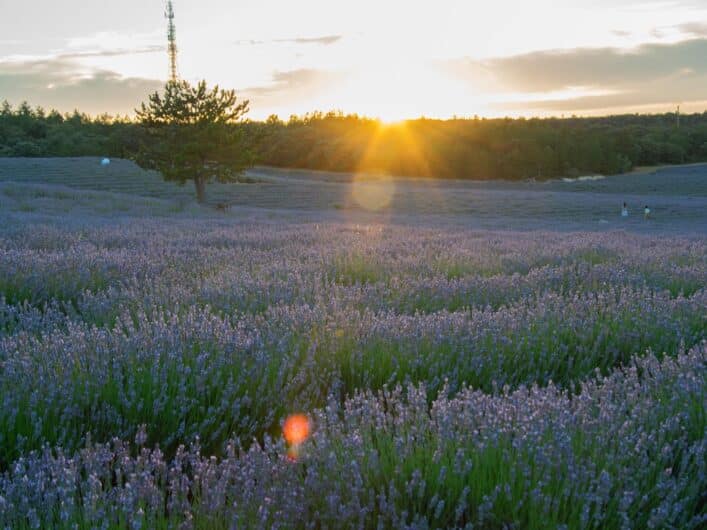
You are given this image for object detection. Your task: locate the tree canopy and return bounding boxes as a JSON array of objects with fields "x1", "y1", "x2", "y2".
[{"x1": 133, "y1": 80, "x2": 253, "y2": 203}]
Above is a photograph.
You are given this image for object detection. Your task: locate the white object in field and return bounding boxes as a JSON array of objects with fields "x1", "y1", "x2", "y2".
[
  {"x1": 101, "y1": 158, "x2": 111, "y2": 166},
  {"x1": 621, "y1": 207, "x2": 628, "y2": 217},
  {"x1": 562, "y1": 175, "x2": 605, "y2": 183},
  {"x1": 599, "y1": 219, "x2": 609, "y2": 224}
]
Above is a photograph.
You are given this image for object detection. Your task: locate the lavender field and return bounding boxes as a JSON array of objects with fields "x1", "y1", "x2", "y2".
[{"x1": 0, "y1": 166, "x2": 705, "y2": 529}]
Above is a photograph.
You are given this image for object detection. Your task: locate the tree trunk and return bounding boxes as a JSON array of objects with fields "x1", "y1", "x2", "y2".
[{"x1": 194, "y1": 176, "x2": 206, "y2": 204}]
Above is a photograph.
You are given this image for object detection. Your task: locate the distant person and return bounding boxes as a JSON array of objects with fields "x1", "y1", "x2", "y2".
[
  {"x1": 621, "y1": 202, "x2": 629, "y2": 217},
  {"x1": 644, "y1": 205, "x2": 651, "y2": 220}
]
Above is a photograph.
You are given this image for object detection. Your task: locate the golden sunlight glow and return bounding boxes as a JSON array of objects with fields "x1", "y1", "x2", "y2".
[
  {"x1": 333, "y1": 62, "x2": 478, "y2": 122},
  {"x1": 348, "y1": 121, "x2": 397, "y2": 211},
  {"x1": 345, "y1": 118, "x2": 448, "y2": 210}
]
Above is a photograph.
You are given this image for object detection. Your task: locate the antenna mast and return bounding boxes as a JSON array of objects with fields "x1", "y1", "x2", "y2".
[{"x1": 166, "y1": 1, "x2": 178, "y2": 82}]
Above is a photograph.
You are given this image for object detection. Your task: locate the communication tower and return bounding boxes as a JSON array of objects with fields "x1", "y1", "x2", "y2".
[{"x1": 166, "y1": 1, "x2": 178, "y2": 82}]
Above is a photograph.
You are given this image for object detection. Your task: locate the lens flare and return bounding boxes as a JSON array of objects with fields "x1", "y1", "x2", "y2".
[
  {"x1": 351, "y1": 174, "x2": 395, "y2": 211},
  {"x1": 283, "y1": 414, "x2": 310, "y2": 446}
]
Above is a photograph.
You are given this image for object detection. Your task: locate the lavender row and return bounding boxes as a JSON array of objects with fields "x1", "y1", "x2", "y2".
[
  {"x1": 1, "y1": 224, "x2": 704, "y2": 328},
  {"x1": 1, "y1": 346, "x2": 704, "y2": 529},
  {"x1": 2, "y1": 286, "x2": 703, "y2": 465}
]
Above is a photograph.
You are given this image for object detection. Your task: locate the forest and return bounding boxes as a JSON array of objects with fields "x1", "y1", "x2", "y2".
[{"x1": 2, "y1": 100, "x2": 707, "y2": 180}]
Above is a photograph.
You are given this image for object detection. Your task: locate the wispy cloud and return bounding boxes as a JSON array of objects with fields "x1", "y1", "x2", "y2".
[
  {"x1": 245, "y1": 68, "x2": 344, "y2": 96},
  {"x1": 280, "y1": 35, "x2": 342, "y2": 45},
  {"x1": 235, "y1": 35, "x2": 342, "y2": 47},
  {"x1": 242, "y1": 68, "x2": 346, "y2": 111},
  {"x1": 0, "y1": 45, "x2": 164, "y2": 66},
  {"x1": 58, "y1": 45, "x2": 164, "y2": 60},
  {"x1": 64, "y1": 31, "x2": 164, "y2": 53}
]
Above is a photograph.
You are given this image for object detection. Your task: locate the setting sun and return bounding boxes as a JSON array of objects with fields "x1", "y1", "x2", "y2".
[{"x1": 332, "y1": 62, "x2": 477, "y2": 122}]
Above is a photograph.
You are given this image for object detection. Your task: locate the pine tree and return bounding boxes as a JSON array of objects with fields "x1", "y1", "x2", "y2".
[{"x1": 134, "y1": 80, "x2": 253, "y2": 203}]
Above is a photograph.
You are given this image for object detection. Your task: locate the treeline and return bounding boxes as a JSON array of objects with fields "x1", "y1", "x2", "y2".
[
  {"x1": 3, "y1": 101, "x2": 707, "y2": 180},
  {"x1": 0, "y1": 101, "x2": 139, "y2": 158},
  {"x1": 250, "y1": 111, "x2": 707, "y2": 179}
]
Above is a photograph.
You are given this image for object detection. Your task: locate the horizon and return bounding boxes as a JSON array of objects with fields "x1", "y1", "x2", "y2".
[
  {"x1": 2, "y1": 1, "x2": 707, "y2": 121},
  {"x1": 3, "y1": 101, "x2": 704, "y2": 125}
]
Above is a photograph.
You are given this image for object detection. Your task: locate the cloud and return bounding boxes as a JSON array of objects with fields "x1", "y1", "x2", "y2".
[
  {"x1": 64, "y1": 31, "x2": 164, "y2": 54},
  {"x1": 498, "y1": 72, "x2": 707, "y2": 113},
  {"x1": 0, "y1": 57, "x2": 162, "y2": 116},
  {"x1": 649, "y1": 27, "x2": 665, "y2": 39},
  {"x1": 234, "y1": 39, "x2": 267, "y2": 46},
  {"x1": 481, "y1": 38, "x2": 707, "y2": 93},
  {"x1": 0, "y1": 44, "x2": 164, "y2": 73},
  {"x1": 58, "y1": 45, "x2": 164, "y2": 60},
  {"x1": 676, "y1": 22, "x2": 707, "y2": 37},
  {"x1": 236, "y1": 35, "x2": 342, "y2": 46},
  {"x1": 245, "y1": 69, "x2": 345, "y2": 96},
  {"x1": 279, "y1": 35, "x2": 342, "y2": 45},
  {"x1": 443, "y1": 38, "x2": 707, "y2": 114},
  {"x1": 242, "y1": 68, "x2": 347, "y2": 113}
]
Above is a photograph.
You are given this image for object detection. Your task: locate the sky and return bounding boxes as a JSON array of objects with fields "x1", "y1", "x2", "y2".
[{"x1": 1, "y1": 0, "x2": 707, "y2": 121}]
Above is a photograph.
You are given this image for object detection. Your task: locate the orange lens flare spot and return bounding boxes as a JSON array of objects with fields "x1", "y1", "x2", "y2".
[{"x1": 283, "y1": 414, "x2": 310, "y2": 446}]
